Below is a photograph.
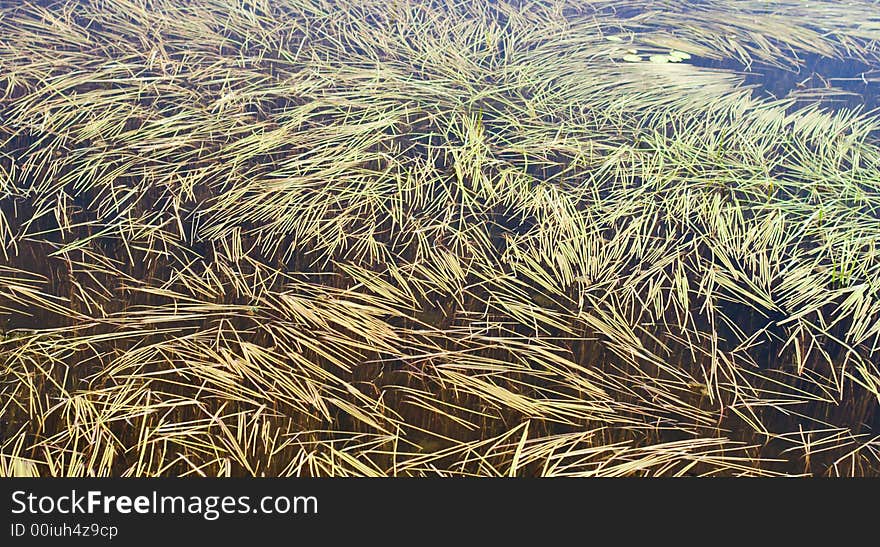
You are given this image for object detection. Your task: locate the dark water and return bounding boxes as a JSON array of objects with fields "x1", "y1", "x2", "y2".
[{"x1": 691, "y1": 53, "x2": 880, "y2": 113}]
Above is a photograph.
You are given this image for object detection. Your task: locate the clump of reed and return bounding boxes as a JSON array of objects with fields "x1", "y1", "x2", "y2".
[{"x1": 1, "y1": 0, "x2": 879, "y2": 477}]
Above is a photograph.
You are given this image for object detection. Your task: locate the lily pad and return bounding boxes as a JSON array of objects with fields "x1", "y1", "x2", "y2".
[
  {"x1": 649, "y1": 55, "x2": 670, "y2": 64},
  {"x1": 605, "y1": 35, "x2": 624, "y2": 42},
  {"x1": 668, "y1": 50, "x2": 692, "y2": 60},
  {"x1": 622, "y1": 54, "x2": 642, "y2": 62}
]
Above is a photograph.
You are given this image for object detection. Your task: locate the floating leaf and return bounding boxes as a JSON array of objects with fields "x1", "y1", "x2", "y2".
[
  {"x1": 649, "y1": 55, "x2": 670, "y2": 63},
  {"x1": 605, "y1": 35, "x2": 623, "y2": 42},
  {"x1": 668, "y1": 50, "x2": 692, "y2": 60},
  {"x1": 622, "y1": 54, "x2": 642, "y2": 62}
]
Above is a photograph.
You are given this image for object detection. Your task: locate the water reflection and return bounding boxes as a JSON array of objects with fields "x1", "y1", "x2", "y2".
[{"x1": 691, "y1": 52, "x2": 880, "y2": 112}]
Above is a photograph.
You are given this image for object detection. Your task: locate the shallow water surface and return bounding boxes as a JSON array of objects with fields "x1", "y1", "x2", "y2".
[{"x1": 0, "y1": 0, "x2": 879, "y2": 478}]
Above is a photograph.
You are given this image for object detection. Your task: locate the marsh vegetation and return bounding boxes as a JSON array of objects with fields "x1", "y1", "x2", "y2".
[{"x1": 1, "y1": 0, "x2": 879, "y2": 477}]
